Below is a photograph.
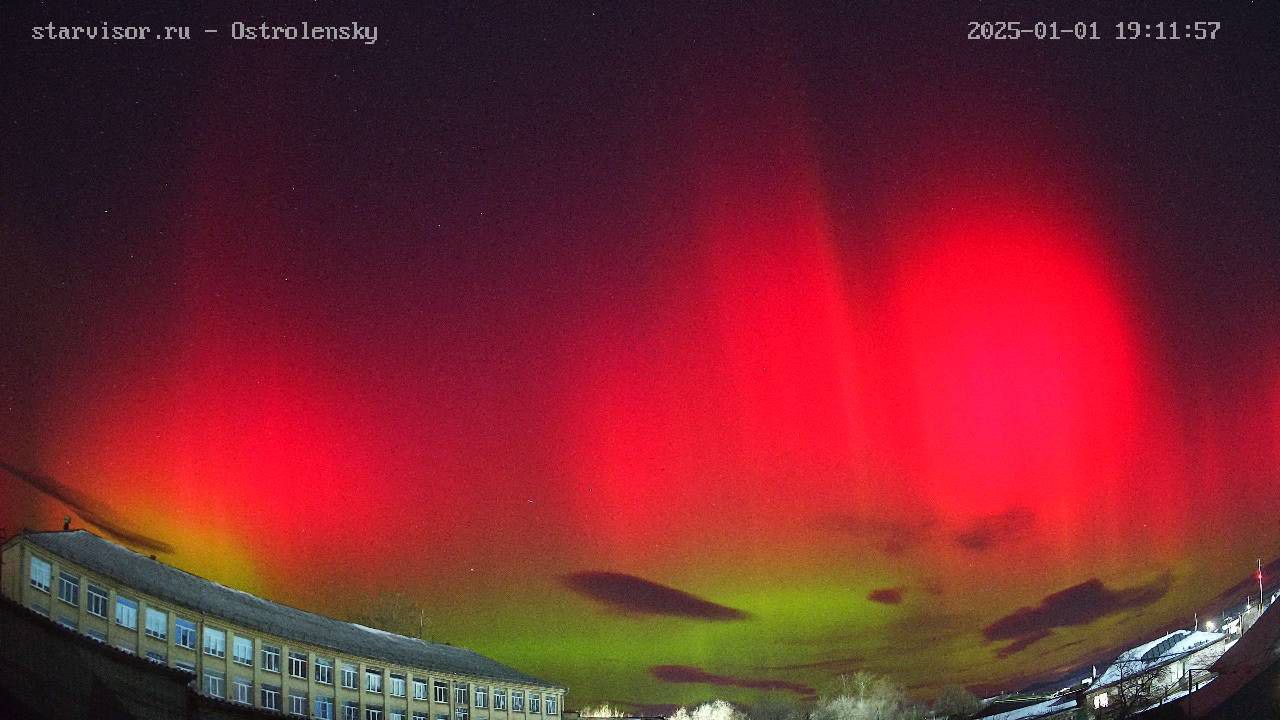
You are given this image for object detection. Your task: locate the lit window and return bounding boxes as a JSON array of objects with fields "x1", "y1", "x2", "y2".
[
  {"x1": 547, "y1": 696, "x2": 558, "y2": 715},
  {"x1": 234, "y1": 677, "x2": 252, "y2": 704},
  {"x1": 316, "y1": 656, "x2": 334, "y2": 685},
  {"x1": 390, "y1": 673, "x2": 406, "y2": 697},
  {"x1": 262, "y1": 644, "x2": 281, "y2": 672},
  {"x1": 145, "y1": 607, "x2": 168, "y2": 640},
  {"x1": 512, "y1": 691, "x2": 524, "y2": 712},
  {"x1": 1094, "y1": 693, "x2": 1110, "y2": 709},
  {"x1": 29, "y1": 556, "x2": 51, "y2": 592},
  {"x1": 86, "y1": 584, "x2": 108, "y2": 618},
  {"x1": 289, "y1": 651, "x2": 308, "y2": 679},
  {"x1": 290, "y1": 692, "x2": 309, "y2": 717},
  {"x1": 341, "y1": 662, "x2": 358, "y2": 689},
  {"x1": 204, "y1": 670, "x2": 225, "y2": 698},
  {"x1": 529, "y1": 694, "x2": 540, "y2": 714},
  {"x1": 367, "y1": 667, "x2": 384, "y2": 693},
  {"x1": 115, "y1": 595, "x2": 138, "y2": 629},
  {"x1": 494, "y1": 690, "x2": 507, "y2": 710},
  {"x1": 434, "y1": 681, "x2": 449, "y2": 703},
  {"x1": 175, "y1": 617, "x2": 196, "y2": 649},
  {"x1": 57, "y1": 571, "x2": 79, "y2": 605},
  {"x1": 455, "y1": 682, "x2": 470, "y2": 706},
  {"x1": 203, "y1": 626, "x2": 226, "y2": 658},
  {"x1": 233, "y1": 636, "x2": 254, "y2": 665},
  {"x1": 414, "y1": 679, "x2": 429, "y2": 700},
  {"x1": 475, "y1": 686, "x2": 488, "y2": 709},
  {"x1": 261, "y1": 684, "x2": 281, "y2": 711},
  {"x1": 315, "y1": 696, "x2": 335, "y2": 720}
]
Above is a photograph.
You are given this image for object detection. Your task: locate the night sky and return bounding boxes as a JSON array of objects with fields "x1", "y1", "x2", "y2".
[{"x1": 3, "y1": 1, "x2": 1279, "y2": 711}]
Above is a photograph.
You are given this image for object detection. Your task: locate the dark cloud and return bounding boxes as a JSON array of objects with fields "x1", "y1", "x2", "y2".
[
  {"x1": 868, "y1": 587, "x2": 904, "y2": 605},
  {"x1": 982, "y1": 575, "x2": 1171, "y2": 658},
  {"x1": 650, "y1": 665, "x2": 814, "y2": 696},
  {"x1": 953, "y1": 508, "x2": 1035, "y2": 551},
  {"x1": 0, "y1": 462, "x2": 174, "y2": 555},
  {"x1": 995, "y1": 629, "x2": 1052, "y2": 658},
  {"x1": 562, "y1": 572, "x2": 750, "y2": 621}
]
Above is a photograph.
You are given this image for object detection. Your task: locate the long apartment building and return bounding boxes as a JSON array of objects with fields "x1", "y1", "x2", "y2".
[{"x1": 1, "y1": 529, "x2": 564, "y2": 720}]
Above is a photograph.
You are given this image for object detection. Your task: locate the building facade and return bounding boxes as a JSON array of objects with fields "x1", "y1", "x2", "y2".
[{"x1": 2, "y1": 530, "x2": 564, "y2": 720}]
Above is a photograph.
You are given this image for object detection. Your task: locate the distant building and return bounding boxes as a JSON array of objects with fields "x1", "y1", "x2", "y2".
[
  {"x1": 2, "y1": 529, "x2": 564, "y2": 720},
  {"x1": 1084, "y1": 629, "x2": 1229, "y2": 716}
]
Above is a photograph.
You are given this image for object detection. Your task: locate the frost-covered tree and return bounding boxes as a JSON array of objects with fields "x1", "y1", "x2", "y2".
[
  {"x1": 931, "y1": 685, "x2": 980, "y2": 719},
  {"x1": 669, "y1": 700, "x2": 748, "y2": 720},
  {"x1": 580, "y1": 705, "x2": 627, "y2": 718},
  {"x1": 811, "y1": 672, "x2": 907, "y2": 720}
]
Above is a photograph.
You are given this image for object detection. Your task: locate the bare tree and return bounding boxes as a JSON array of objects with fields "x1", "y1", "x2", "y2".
[
  {"x1": 345, "y1": 591, "x2": 434, "y2": 642},
  {"x1": 1101, "y1": 660, "x2": 1164, "y2": 719},
  {"x1": 811, "y1": 672, "x2": 908, "y2": 720},
  {"x1": 931, "y1": 685, "x2": 980, "y2": 719}
]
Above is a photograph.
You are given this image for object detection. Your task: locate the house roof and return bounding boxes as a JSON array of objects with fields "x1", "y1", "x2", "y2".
[
  {"x1": 981, "y1": 695, "x2": 1075, "y2": 720},
  {"x1": 1092, "y1": 630, "x2": 1225, "y2": 689},
  {"x1": 18, "y1": 530, "x2": 557, "y2": 689}
]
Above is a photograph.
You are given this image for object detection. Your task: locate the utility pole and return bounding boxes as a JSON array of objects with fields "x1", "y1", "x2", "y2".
[{"x1": 1259, "y1": 558, "x2": 1265, "y2": 610}]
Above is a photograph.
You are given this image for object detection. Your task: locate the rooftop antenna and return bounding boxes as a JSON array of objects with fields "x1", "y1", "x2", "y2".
[{"x1": 1259, "y1": 558, "x2": 1265, "y2": 610}]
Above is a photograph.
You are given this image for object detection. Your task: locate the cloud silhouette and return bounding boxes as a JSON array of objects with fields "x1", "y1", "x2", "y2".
[
  {"x1": 650, "y1": 665, "x2": 813, "y2": 696},
  {"x1": 0, "y1": 461, "x2": 174, "y2": 555},
  {"x1": 562, "y1": 571, "x2": 750, "y2": 621},
  {"x1": 953, "y1": 508, "x2": 1035, "y2": 551},
  {"x1": 868, "y1": 587, "x2": 904, "y2": 605},
  {"x1": 983, "y1": 575, "x2": 1171, "y2": 657}
]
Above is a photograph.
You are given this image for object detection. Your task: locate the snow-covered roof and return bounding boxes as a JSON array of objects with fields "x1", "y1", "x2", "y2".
[
  {"x1": 1092, "y1": 630, "x2": 1225, "y2": 689},
  {"x1": 981, "y1": 696, "x2": 1074, "y2": 720}
]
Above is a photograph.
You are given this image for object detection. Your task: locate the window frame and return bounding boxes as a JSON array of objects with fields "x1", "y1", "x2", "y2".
[
  {"x1": 144, "y1": 606, "x2": 168, "y2": 640},
  {"x1": 290, "y1": 691, "x2": 309, "y2": 717},
  {"x1": 114, "y1": 595, "x2": 138, "y2": 629},
  {"x1": 175, "y1": 617, "x2": 197, "y2": 649},
  {"x1": 86, "y1": 583, "x2": 108, "y2": 617},
  {"x1": 316, "y1": 656, "x2": 334, "y2": 685},
  {"x1": 203, "y1": 626, "x2": 227, "y2": 658},
  {"x1": 474, "y1": 686, "x2": 487, "y2": 709},
  {"x1": 341, "y1": 662, "x2": 358, "y2": 689},
  {"x1": 455, "y1": 682, "x2": 470, "y2": 706},
  {"x1": 232, "y1": 635, "x2": 254, "y2": 666},
  {"x1": 261, "y1": 684, "x2": 282, "y2": 711},
  {"x1": 262, "y1": 644, "x2": 282, "y2": 673},
  {"x1": 414, "y1": 679, "x2": 429, "y2": 700},
  {"x1": 390, "y1": 673, "x2": 407, "y2": 697},
  {"x1": 204, "y1": 670, "x2": 226, "y2": 698},
  {"x1": 233, "y1": 676, "x2": 253, "y2": 705},
  {"x1": 434, "y1": 681, "x2": 450, "y2": 703},
  {"x1": 529, "y1": 694, "x2": 540, "y2": 714},
  {"x1": 288, "y1": 650, "x2": 308, "y2": 679},
  {"x1": 29, "y1": 556, "x2": 52, "y2": 592},
  {"x1": 512, "y1": 691, "x2": 524, "y2": 712},
  {"x1": 57, "y1": 571, "x2": 80, "y2": 606},
  {"x1": 366, "y1": 667, "x2": 384, "y2": 693}
]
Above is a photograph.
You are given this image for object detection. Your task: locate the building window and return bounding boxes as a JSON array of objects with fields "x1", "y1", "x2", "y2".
[
  {"x1": 456, "y1": 708, "x2": 470, "y2": 720},
  {"x1": 262, "y1": 644, "x2": 281, "y2": 673},
  {"x1": 367, "y1": 707, "x2": 385, "y2": 720},
  {"x1": 1094, "y1": 693, "x2": 1110, "y2": 709},
  {"x1": 116, "y1": 643, "x2": 135, "y2": 655},
  {"x1": 493, "y1": 690, "x2": 507, "y2": 710},
  {"x1": 315, "y1": 695, "x2": 335, "y2": 720},
  {"x1": 455, "y1": 683, "x2": 470, "y2": 706},
  {"x1": 414, "y1": 714, "x2": 428, "y2": 720},
  {"x1": 343, "y1": 702, "x2": 360, "y2": 720},
  {"x1": 474, "y1": 687, "x2": 488, "y2": 709},
  {"x1": 144, "y1": 607, "x2": 168, "y2": 640},
  {"x1": 391, "y1": 711, "x2": 407, "y2": 720},
  {"x1": 390, "y1": 673, "x2": 406, "y2": 697},
  {"x1": 234, "y1": 676, "x2": 252, "y2": 704},
  {"x1": 290, "y1": 692, "x2": 308, "y2": 717},
  {"x1": 233, "y1": 635, "x2": 253, "y2": 665},
  {"x1": 261, "y1": 684, "x2": 281, "y2": 711},
  {"x1": 115, "y1": 595, "x2": 138, "y2": 629},
  {"x1": 437, "y1": 715, "x2": 449, "y2": 720},
  {"x1": 29, "y1": 556, "x2": 51, "y2": 592},
  {"x1": 546, "y1": 696, "x2": 558, "y2": 715},
  {"x1": 512, "y1": 691, "x2": 524, "y2": 712},
  {"x1": 85, "y1": 628, "x2": 106, "y2": 642},
  {"x1": 204, "y1": 670, "x2": 225, "y2": 698},
  {"x1": 175, "y1": 661, "x2": 196, "y2": 673},
  {"x1": 367, "y1": 667, "x2": 384, "y2": 693},
  {"x1": 529, "y1": 695, "x2": 540, "y2": 714},
  {"x1": 86, "y1": 584, "x2": 108, "y2": 617},
  {"x1": 434, "y1": 681, "x2": 449, "y2": 703},
  {"x1": 414, "y1": 679, "x2": 429, "y2": 700},
  {"x1": 341, "y1": 662, "x2": 358, "y2": 689},
  {"x1": 57, "y1": 571, "x2": 79, "y2": 605},
  {"x1": 289, "y1": 651, "x2": 308, "y2": 679},
  {"x1": 146, "y1": 650, "x2": 166, "y2": 664},
  {"x1": 57, "y1": 615, "x2": 77, "y2": 630},
  {"x1": 203, "y1": 626, "x2": 226, "y2": 658},
  {"x1": 175, "y1": 617, "x2": 196, "y2": 649},
  {"x1": 316, "y1": 656, "x2": 334, "y2": 685}
]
